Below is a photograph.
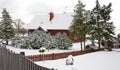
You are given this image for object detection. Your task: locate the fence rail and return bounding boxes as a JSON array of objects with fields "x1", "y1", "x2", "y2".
[
  {"x1": 26, "y1": 49, "x2": 103, "y2": 61},
  {"x1": 0, "y1": 46, "x2": 52, "y2": 70}
]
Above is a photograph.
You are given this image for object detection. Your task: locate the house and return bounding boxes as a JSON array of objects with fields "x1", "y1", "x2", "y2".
[
  {"x1": 27, "y1": 12, "x2": 82, "y2": 42},
  {"x1": 28, "y1": 12, "x2": 72, "y2": 34}
]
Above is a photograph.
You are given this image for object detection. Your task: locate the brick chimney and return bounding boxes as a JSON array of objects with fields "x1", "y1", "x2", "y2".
[{"x1": 49, "y1": 12, "x2": 54, "y2": 21}]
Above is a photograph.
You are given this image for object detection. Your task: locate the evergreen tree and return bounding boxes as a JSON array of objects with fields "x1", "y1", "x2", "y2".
[
  {"x1": 29, "y1": 30, "x2": 47, "y2": 49},
  {"x1": 55, "y1": 32, "x2": 72, "y2": 49},
  {"x1": 69, "y1": 0, "x2": 89, "y2": 50},
  {"x1": 45, "y1": 34, "x2": 56, "y2": 50},
  {"x1": 90, "y1": 0, "x2": 115, "y2": 49},
  {"x1": 82, "y1": 10, "x2": 92, "y2": 49},
  {"x1": 25, "y1": 30, "x2": 56, "y2": 49},
  {"x1": 21, "y1": 36, "x2": 31, "y2": 49},
  {"x1": 11, "y1": 36, "x2": 21, "y2": 47},
  {"x1": 100, "y1": 3, "x2": 115, "y2": 41},
  {"x1": 1, "y1": 9, "x2": 14, "y2": 45}
]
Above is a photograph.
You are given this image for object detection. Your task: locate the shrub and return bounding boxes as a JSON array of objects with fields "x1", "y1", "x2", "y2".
[{"x1": 85, "y1": 45, "x2": 94, "y2": 50}]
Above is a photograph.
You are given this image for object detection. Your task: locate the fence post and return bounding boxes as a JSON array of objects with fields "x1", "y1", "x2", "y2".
[
  {"x1": 20, "y1": 52, "x2": 25, "y2": 56},
  {"x1": 52, "y1": 53, "x2": 54, "y2": 60}
]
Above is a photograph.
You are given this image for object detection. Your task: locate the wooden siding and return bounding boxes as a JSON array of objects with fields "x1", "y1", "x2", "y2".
[{"x1": 47, "y1": 29, "x2": 70, "y2": 36}]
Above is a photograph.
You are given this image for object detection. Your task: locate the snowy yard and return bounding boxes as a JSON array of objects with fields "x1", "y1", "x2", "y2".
[
  {"x1": 35, "y1": 49, "x2": 120, "y2": 70},
  {"x1": 6, "y1": 41, "x2": 91, "y2": 56},
  {"x1": 5, "y1": 41, "x2": 120, "y2": 70},
  {"x1": 4, "y1": 41, "x2": 120, "y2": 70}
]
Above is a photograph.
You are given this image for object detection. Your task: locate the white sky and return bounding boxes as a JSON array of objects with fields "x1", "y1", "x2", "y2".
[{"x1": 0, "y1": 0, "x2": 120, "y2": 29}]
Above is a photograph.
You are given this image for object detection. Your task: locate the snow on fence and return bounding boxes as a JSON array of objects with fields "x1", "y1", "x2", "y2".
[
  {"x1": 26, "y1": 49, "x2": 103, "y2": 61},
  {"x1": 0, "y1": 46, "x2": 52, "y2": 70}
]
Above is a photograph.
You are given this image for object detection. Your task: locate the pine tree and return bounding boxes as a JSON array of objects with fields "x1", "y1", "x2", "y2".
[
  {"x1": 55, "y1": 32, "x2": 72, "y2": 49},
  {"x1": 27, "y1": 30, "x2": 55, "y2": 49},
  {"x1": 82, "y1": 10, "x2": 91, "y2": 49},
  {"x1": 11, "y1": 36, "x2": 22, "y2": 47},
  {"x1": 1, "y1": 8, "x2": 14, "y2": 45},
  {"x1": 29, "y1": 30, "x2": 46, "y2": 49},
  {"x1": 62, "y1": 33, "x2": 73, "y2": 48},
  {"x1": 21, "y1": 36, "x2": 31, "y2": 49},
  {"x1": 100, "y1": 3, "x2": 115, "y2": 40},
  {"x1": 69, "y1": 0, "x2": 88, "y2": 50},
  {"x1": 90, "y1": 0, "x2": 115, "y2": 49}
]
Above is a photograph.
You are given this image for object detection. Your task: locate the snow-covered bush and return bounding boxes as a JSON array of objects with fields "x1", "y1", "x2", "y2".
[
  {"x1": 20, "y1": 30, "x2": 57, "y2": 49},
  {"x1": 11, "y1": 36, "x2": 23, "y2": 48},
  {"x1": 39, "y1": 47, "x2": 46, "y2": 53},
  {"x1": 85, "y1": 44, "x2": 95, "y2": 50},
  {"x1": 44, "y1": 35, "x2": 57, "y2": 49},
  {"x1": 20, "y1": 36, "x2": 31, "y2": 49},
  {"x1": 28, "y1": 30, "x2": 47, "y2": 49},
  {"x1": 55, "y1": 32, "x2": 72, "y2": 49},
  {"x1": 11, "y1": 30, "x2": 73, "y2": 50}
]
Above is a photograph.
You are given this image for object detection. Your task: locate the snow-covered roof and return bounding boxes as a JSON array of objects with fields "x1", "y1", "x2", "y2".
[{"x1": 27, "y1": 13, "x2": 73, "y2": 31}]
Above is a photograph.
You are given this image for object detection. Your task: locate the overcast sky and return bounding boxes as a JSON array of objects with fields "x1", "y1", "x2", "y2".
[{"x1": 0, "y1": 0, "x2": 120, "y2": 29}]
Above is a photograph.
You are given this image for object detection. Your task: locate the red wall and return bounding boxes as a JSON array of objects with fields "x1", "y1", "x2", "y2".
[{"x1": 47, "y1": 29, "x2": 70, "y2": 36}]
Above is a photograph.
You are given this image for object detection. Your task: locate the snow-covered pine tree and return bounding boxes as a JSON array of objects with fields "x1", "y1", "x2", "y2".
[
  {"x1": 11, "y1": 36, "x2": 22, "y2": 48},
  {"x1": 55, "y1": 32, "x2": 72, "y2": 49},
  {"x1": 44, "y1": 34, "x2": 56, "y2": 50},
  {"x1": 1, "y1": 8, "x2": 14, "y2": 45},
  {"x1": 29, "y1": 30, "x2": 46, "y2": 49},
  {"x1": 28, "y1": 30, "x2": 55, "y2": 49},
  {"x1": 62, "y1": 33, "x2": 73, "y2": 49},
  {"x1": 21, "y1": 36, "x2": 31, "y2": 49},
  {"x1": 69, "y1": 0, "x2": 87, "y2": 50},
  {"x1": 100, "y1": 3, "x2": 115, "y2": 41},
  {"x1": 90, "y1": 0, "x2": 115, "y2": 49}
]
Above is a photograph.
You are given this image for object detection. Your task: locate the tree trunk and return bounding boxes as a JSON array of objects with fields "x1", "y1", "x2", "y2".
[
  {"x1": 84, "y1": 35, "x2": 86, "y2": 50},
  {"x1": 80, "y1": 38, "x2": 82, "y2": 50},
  {"x1": 6, "y1": 40, "x2": 8, "y2": 45},
  {"x1": 98, "y1": 36, "x2": 101, "y2": 49},
  {"x1": 79, "y1": 35, "x2": 82, "y2": 50}
]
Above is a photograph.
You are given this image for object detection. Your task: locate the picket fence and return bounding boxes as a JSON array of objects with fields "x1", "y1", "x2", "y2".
[
  {"x1": 26, "y1": 49, "x2": 102, "y2": 61},
  {"x1": 0, "y1": 46, "x2": 53, "y2": 70}
]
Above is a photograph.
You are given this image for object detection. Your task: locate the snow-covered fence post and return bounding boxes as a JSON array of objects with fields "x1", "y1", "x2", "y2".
[
  {"x1": 39, "y1": 47, "x2": 46, "y2": 63},
  {"x1": 20, "y1": 51, "x2": 25, "y2": 56}
]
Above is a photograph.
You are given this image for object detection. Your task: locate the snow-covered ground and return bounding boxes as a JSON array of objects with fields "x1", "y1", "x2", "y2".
[
  {"x1": 5, "y1": 40, "x2": 120, "y2": 70},
  {"x1": 35, "y1": 49, "x2": 120, "y2": 70},
  {"x1": 6, "y1": 40, "x2": 91, "y2": 56}
]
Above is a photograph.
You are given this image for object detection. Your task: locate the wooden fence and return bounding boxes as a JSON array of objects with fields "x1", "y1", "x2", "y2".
[
  {"x1": 0, "y1": 46, "x2": 52, "y2": 70},
  {"x1": 26, "y1": 49, "x2": 103, "y2": 61}
]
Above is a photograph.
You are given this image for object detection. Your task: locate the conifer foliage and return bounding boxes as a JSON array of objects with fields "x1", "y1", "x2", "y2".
[
  {"x1": 69, "y1": 0, "x2": 89, "y2": 50},
  {"x1": 55, "y1": 32, "x2": 72, "y2": 49},
  {"x1": 11, "y1": 30, "x2": 72, "y2": 50},
  {"x1": 0, "y1": 9, "x2": 14, "y2": 45},
  {"x1": 90, "y1": 0, "x2": 115, "y2": 49}
]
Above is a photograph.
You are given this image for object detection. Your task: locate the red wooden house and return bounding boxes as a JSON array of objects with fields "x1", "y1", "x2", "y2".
[
  {"x1": 28, "y1": 12, "x2": 72, "y2": 35},
  {"x1": 27, "y1": 12, "x2": 82, "y2": 42}
]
